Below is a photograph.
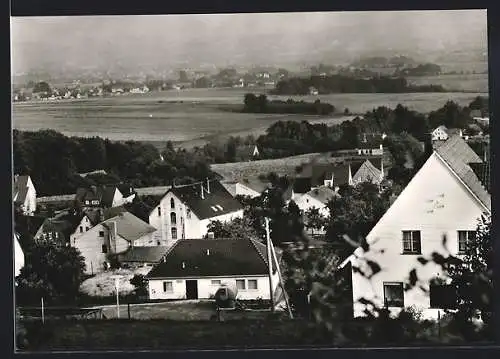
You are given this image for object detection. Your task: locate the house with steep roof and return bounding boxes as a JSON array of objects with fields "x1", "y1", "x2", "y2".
[
  {"x1": 75, "y1": 185, "x2": 132, "y2": 209},
  {"x1": 13, "y1": 175, "x2": 37, "y2": 216},
  {"x1": 73, "y1": 211, "x2": 159, "y2": 274},
  {"x1": 14, "y1": 232, "x2": 25, "y2": 278},
  {"x1": 340, "y1": 135, "x2": 490, "y2": 319},
  {"x1": 148, "y1": 179, "x2": 244, "y2": 244},
  {"x1": 146, "y1": 238, "x2": 280, "y2": 300},
  {"x1": 293, "y1": 185, "x2": 339, "y2": 218},
  {"x1": 222, "y1": 178, "x2": 271, "y2": 198}
]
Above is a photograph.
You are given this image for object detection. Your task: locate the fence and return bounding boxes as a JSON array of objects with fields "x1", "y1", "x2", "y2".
[{"x1": 18, "y1": 306, "x2": 105, "y2": 321}]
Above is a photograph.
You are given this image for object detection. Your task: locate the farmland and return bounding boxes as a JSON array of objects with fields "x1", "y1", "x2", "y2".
[{"x1": 12, "y1": 82, "x2": 487, "y2": 147}]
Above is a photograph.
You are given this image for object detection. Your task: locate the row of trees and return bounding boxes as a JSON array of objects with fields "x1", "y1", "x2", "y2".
[
  {"x1": 270, "y1": 75, "x2": 447, "y2": 95},
  {"x1": 243, "y1": 93, "x2": 335, "y2": 115},
  {"x1": 13, "y1": 130, "x2": 212, "y2": 196}
]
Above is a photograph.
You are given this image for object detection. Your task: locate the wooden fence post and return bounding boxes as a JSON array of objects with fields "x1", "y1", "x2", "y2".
[{"x1": 128, "y1": 303, "x2": 131, "y2": 319}]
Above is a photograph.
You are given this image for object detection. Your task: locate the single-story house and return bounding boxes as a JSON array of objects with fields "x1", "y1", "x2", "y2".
[
  {"x1": 13, "y1": 175, "x2": 37, "y2": 216},
  {"x1": 146, "y1": 237, "x2": 280, "y2": 301}
]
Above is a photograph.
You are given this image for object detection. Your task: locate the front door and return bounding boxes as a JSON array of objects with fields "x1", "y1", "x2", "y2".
[{"x1": 185, "y1": 280, "x2": 198, "y2": 299}]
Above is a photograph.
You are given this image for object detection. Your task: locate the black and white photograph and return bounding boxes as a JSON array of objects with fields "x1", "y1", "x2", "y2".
[{"x1": 11, "y1": 9, "x2": 492, "y2": 351}]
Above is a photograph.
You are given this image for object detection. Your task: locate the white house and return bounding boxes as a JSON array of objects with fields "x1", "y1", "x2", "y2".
[
  {"x1": 293, "y1": 185, "x2": 338, "y2": 218},
  {"x1": 14, "y1": 232, "x2": 24, "y2": 278},
  {"x1": 146, "y1": 238, "x2": 280, "y2": 300},
  {"x1": 148, "y1": 179, "x2": 244, "y2": 244},
  {"x1": 341, "y1": 135, "x2": 491, "y2": 319},
  {"x1": 75, "y1": 185, "x2": 133, "y2": 209},
  {"x1": 431, "y1": 125, "x2": 449, "y2": 141},
  {"x1": 222, "y1": 178, "x2": 271, "y2": 199},
  {"x1": 73, "y1": 211, "x2": 159, "y2": 275},
  {"x1": 13, "y1": 175, "x2": 37, "y2": 216}
]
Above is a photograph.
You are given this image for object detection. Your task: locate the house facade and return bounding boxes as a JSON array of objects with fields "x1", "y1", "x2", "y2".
[
  {"x1": 343, "y1": 135, "x2": 490, "y2": 319},
  {"x1": 13, "y1": 175, "x2": 37, "y2": 216},
  {"x1": 293, "y1": 186, "x2": 337, "y2": 218},
  {"x1": 73, "y1": 212, "x2": 158, "y2": 274},
  {"x1": 14, "y1": 232, "x2": 25, "y2": 277},
  {"x1": 148, "y1": 179, "x2": 244, "y2": 244},
  {"x1": 75, "y1": 185, "x2": 131, "y2": 209},
  {"x1": 146, "y1": 238, "x2": 280, "y2": 301}
]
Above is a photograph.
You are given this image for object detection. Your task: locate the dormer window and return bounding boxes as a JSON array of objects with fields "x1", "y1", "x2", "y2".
[
  {"x1": 216, "y1": 205, "x2": 223, "y2": 211},
  {"x1": 211, "y1": 206, "x2": 218, "y2": 212}
]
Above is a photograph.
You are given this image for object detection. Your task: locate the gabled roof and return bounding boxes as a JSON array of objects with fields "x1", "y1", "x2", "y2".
[
  {"x1": 14, "y1": 215, "x2": 46, "y2": 238},
  {"x1": 352, "y1": 160, "x2": 383, "y2": 184},
  {"x1": 118, "y1": 246, "x2": 170, "y2": 263},
  {"x1": 433, "y1": 125, "x2": 448, "y2": 133},
  {"x1": 434, "y1": 135, "x2": 490, "y2": 212},
  {"x1": 75, "y1": 185, "x2": 120, "y2": 207},
  {"x1": 239, "y1": 178, "x2": 271, "y2": 194},
  {"x1": 84, "y1": 206, "x2": 128, "y2": 226},
  {"x1": 146, "y1": 238, "x2": 279, "y2": 279},
  {"x1": 102, "y1": 212, "x2": 157, "y2": 243},
  {"x1": 13, "y1": 175, "x2": 32, "y2": 204},
  {"x1": 305, "y1": 186, "x2": 339, "y2": 204},
  {"x1": 170, "y1": 180, "x2": 243, "y2": 220}
]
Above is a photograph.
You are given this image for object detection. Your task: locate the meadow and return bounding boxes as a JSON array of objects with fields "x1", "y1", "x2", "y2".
[{"x1": 12, "y1": 75, "x2": 488, "y2": 146}]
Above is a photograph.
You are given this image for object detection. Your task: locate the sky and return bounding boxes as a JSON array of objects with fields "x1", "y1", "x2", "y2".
[{"x1": 10, "y1": 10, "x2": 488, "y2": 75}]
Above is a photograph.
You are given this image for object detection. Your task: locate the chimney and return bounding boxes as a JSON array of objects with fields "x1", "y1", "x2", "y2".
[
  {"x1": 206, "y1": 178, "x2": 210, "y2": 193},
  {"x1": 207, "y1": 232, "x2": 214, "y2": 239},
  {"x1": 200, "y1": 183, "x2": 205, "y2": 200}
]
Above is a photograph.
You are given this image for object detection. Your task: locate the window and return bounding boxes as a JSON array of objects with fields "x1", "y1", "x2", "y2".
[
  {"x1": 79, "y1": 226, "x2": 83, "y2": 233},
  {"x1": 187, "y1": 209, "x2": 191, "y2": 219},
  {"x1": 99, "y1": 231, "x2": 104, "y2": 237},
  {"x1": 402, "y1": 230, "x2": 421, "y2": 254},
  {"x1": 248, "y1": 279, "x2": 258, "y2": 290},
  {"x1": 458, "y1": 231, "x2": 476, "y2": 254},
  {"x1": 383, "y1": 282, "x2": 404, "y2": 307},
  {"x1": 170, "y1": 198, "x2": 175, "y2": 209},
  {"x1": 102, "y1": 244, "x2": 108, "y2": 253},
  {"x1": 163, "y1": 281, "x2": 173, "y2": 292},
  {"x1": 85, "y1": 227, "x2": 89, "y2": 231},
  {"x1": 211, "y1": 280, "x2": 221, "y2": 286},
  {"x1": 236, "y1": 280, "x2": 246, "y2": 290},
  {"x1": 85, "y1": 200, "x2": 90, "y2": 205},
  {"x1": 157, "y1": 207, "x2": 161, "y2": 216},
  {"x1": 171, "y1": 227, "x2": 177, "y2": 240},
  {"x1": 157, "y1": 241, "x2": 161, "y2": 246},
  {"x1": 170, "y1": 212, "x2": 177, "y2": 225}
]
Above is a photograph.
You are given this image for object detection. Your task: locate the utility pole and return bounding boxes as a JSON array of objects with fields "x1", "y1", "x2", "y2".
[
  {"x1": 269, "y1": 235, "x2": 293, "y2": 319},
  {"x1": 265, "y1": 217, "x2": 275, "y2": 312},
  {"x1": 41, "y1": 297, "x2": 45, "y2": 324},
  {"x1": 114, "y1": 277, "x2": 120, "y2": 318}
]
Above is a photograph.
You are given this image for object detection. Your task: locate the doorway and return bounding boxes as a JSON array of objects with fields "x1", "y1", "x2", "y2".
[{"x1": 185, "y1": 280, "x2": 198, "y2": 299}]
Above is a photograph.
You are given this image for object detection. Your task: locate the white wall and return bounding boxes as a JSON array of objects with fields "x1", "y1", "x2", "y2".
[
  {"x1": 149, "y1": 191, "x2": 244, "y2": 240},
  {"x1": 14, "y1": 234, "x2": 24, "y2": 277},
  {"x1": 133, "y1": 231, "x2": 162, "y2": 247},
  {"x1": 294, "y1": 194, "x2": 329, "y2": 218},
  {"x1": 432, "y1": 128, "x2": 448, "y2": 141},
  {"x1": 73, "y1": 223, "x2": 130, "y2": 275},
  {"x1": 69, "y1": 215, "x2": 93, "y2": 244},
  {"x1": 148, "y1": 274, "x2": 279, "y2": 300},
  {"x1": 350, "y1": 153, "x2": 489, "y2": 319}
]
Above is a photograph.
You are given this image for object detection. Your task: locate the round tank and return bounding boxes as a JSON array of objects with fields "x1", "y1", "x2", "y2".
[{"x1": 214, "y1": 283, "x2": 238, "y2": 308}]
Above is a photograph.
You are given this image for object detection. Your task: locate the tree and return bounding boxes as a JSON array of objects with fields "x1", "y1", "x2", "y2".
[
  {"x1": 130, "y1": 274, "x2": 148, "y2": 297},
  {"x1": 446, "y1": 214, "x2": 492, "y2": 323},
  {"x1": 304, "y1": 207, "x2": 326, "y2": 236},
  {"x1": 33, "y1": 81, "x2": 51, "y2": 94},
  {"x1": 206, "y1": 217, "x2": 260, "y2": 240},
  {"x1": 16, "y1": 243, "x2": 86, "y2": 305}
]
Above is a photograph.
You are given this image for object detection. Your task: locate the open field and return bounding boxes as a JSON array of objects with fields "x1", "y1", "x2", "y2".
[
  {"x1": 211, "y1": 152, "x2": 347, "y2": 182},
  {"x1": 407, "y1": 73, "x2": 488, "y2": 93},
  {"x1": 13, "y1": 86, "x2": 487, "y2": 146}
]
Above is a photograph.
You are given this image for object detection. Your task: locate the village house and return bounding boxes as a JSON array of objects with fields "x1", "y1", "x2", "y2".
[
  {"x1": 293, "y1": 185, "x2": 338, "y2": 218},
  {"x1": 146, "y1": 238, "x2": 280, "y2": 301},
  {"x1": 221, "y1": 177, "x2": 271, "y2": 198},
  {"x1": 14, "y1": 232, "x2": 25, "y2": 278},
  {"x1": 73, "y1": 211, "x2": 159, "y2": 275},
  {"x1": 355, "y1": 133, "x2": 387, "y2": 156},
  {"x1": 431, "y1": 125, "x2": 465, "y2": 142},
  {"x1": 75, "y1": 185, "x2": 134, "y2": 209},
  {"x1": 13, "y1": 175, "x2": 37, "y2": 216},
  {"x1": 294, "y1": 157, "x2": 385, "y2": 195},
  {"x1": 340, "y1": 135, "x2": 491, "y2": 319},
  {"x1": 117, "y1": 246, "x2": 170, "y2": 269},
  {"x1": 148, "y1": 179, "x2": 244, "y2": 244}
]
